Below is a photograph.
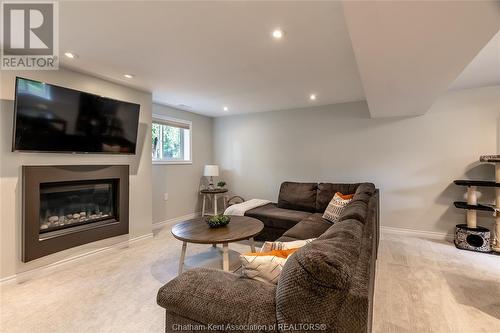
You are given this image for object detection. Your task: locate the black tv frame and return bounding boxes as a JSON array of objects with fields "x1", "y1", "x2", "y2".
[{"x1": 12, "y1": 77, "x2": 141, "y2": 155}]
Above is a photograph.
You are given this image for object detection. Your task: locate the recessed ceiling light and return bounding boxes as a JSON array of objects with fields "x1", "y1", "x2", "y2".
[
  {"x1": 309, "y1": 94, "x2": 317, "y2": 101},
  {"x1": 223, "y1": 106, "x2": 229, "y2": 111},
  {"x1": 123, "y1": 74, "x2": 134, "y2": 79},
  {"x1": 272, "y1": 29, "x2": 284, "y2": 39},
  {"x1": 64, "y1": 52, "x2": 76, "y2": 59}
]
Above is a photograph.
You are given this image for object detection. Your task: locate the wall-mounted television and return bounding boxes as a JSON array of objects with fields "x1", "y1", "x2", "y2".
[{"x1": 12, "y1": 77, "x2": 140, "y2": 154}]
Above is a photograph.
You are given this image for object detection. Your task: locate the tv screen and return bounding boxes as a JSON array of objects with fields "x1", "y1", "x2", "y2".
[{"x1": 12, "y1": 77, "x2": 140, "y2": 154}]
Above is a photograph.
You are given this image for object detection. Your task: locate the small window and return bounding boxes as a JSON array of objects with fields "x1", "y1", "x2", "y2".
[{"x1": 152, "y1": 116, "x2": 192, "y2": 164}]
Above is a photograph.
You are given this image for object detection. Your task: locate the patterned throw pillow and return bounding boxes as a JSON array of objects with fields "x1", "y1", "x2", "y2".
[
  {"x1": 240, "y1": 249, "x2": 298, "y2": 284},
  {"x1": 260, "y1": 238, "x2": 316, "y2": 253},
  {"x1": 241, "y1": 238, "x2": 317, "y2": 284},
  {"x1": 322, "y1": 192, "x2": 353, "y2": 223}
]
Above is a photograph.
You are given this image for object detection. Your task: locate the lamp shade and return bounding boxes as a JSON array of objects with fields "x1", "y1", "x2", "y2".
[{"x1": 203, "y1": 165, "x2": 219, "y2": 177}]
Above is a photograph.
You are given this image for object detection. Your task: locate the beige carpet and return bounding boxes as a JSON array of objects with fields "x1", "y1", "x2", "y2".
[
  {"x1": 1, "y1": 225, "x2": 499, "y2": 332},
  {"x1": 374, "y1": 232, "x2": 500, "y2": 332}
]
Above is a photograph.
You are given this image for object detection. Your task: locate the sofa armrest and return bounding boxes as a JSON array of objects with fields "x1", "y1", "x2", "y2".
[{"x1": 157, "y1": 268, "x2": 278, "y2": 330}]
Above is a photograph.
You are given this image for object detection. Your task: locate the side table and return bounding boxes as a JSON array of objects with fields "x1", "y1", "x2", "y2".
[{"x1": 200, "y1": 188, "x2": 229, "y2": 216}]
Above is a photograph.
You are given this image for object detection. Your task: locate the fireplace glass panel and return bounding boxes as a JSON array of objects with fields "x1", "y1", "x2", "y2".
[{"x1": 39, "y1": 180, "x2": 117, "y2": 234}]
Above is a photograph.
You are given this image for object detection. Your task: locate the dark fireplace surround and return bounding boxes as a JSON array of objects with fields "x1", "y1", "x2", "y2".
[{"x1": 23, "y1": 165, "x2": 129, "y2": 262}]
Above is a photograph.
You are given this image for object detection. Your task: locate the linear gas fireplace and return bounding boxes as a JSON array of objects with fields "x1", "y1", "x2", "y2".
[
  {"x1": 23, "y1": 165, "x2": 129, "y2": 262},
  {"x1": 39, "y1": 180, "x2": 118, "y2": 237}
]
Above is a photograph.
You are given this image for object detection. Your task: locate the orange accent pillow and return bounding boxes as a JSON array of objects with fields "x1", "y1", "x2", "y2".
[
  {"x1": 242, "y1": 248, "x2": 298, "y2": 259},
  {"x1": 335, "y1": 192, "x2": 354, "y2": 200}
]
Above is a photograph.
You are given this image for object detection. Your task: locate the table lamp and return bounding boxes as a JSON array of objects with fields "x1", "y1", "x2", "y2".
[{"x1": 204, "y1": 165, "x2": 219, "y2": 189}]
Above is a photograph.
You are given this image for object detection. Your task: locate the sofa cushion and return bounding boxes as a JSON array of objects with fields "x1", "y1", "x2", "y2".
[
  {"x1": 353, "y1": 183, "x2": 375, "y2": 201},
  {"x1": 295, "y1": 220, "x2": 362, "y2": 287},
  {"x1": 276, "y1": 235, "x2": 301, "y2": 242},
  {"x1": 255, "y1": 227, "x2": 288, "y2": 242},
  {"x1": 352, "y1": 191, "x2": 372, "y2": 204},
  {"x1": 318, "y1": 218, "x2": 364, "y2": 241},
  {"x1": 275, "y1": 220, "x2": 363, "y2": 330},
  {"x1": 338, "y1": 200, "x2": 369, "y2": 224},
  {"x1": 356, "y1": 182, "x2": 375, "y2": 194},
  {"x1": 335, "y1": 220, "x2": 374, "y2": 333},
  {"x1": 282, "y1": 213, "x2": 331, "y2": 240},
  {"x1": 316, "y1": 183, "x2": 360, "y2": 212},
  {"x1": 157, "y1": 268, "x2": 278, "y2": 329},
  {"x1": 277, "y1": 182, "x2": 317, "y2": 213},
  {"x1": 245, "y1": 203, "x2": 312, "y2": 230}
]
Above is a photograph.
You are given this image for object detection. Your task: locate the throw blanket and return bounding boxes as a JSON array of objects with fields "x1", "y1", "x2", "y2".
[{"x1": 224, "y1": 199, "x2": 271, "y2": 216}]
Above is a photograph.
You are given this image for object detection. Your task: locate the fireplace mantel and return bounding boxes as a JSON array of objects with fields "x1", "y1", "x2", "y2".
[{"x1": 22, "y1": 165, "x2": 129, "y2": 262}]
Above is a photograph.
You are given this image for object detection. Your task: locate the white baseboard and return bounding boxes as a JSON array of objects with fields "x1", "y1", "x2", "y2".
[
  {"x1": 381, "y1": 226, "x2": 453, "y2": 241},
  {"x1": 0, "y1": 233, "x2": 153, "y2": 285},
  {"x1": 2, "y1": 212, "x2": 201, "y2": 285},
  {"x1": 152, "y1": 212, "x2": 201, "y2": 230}
]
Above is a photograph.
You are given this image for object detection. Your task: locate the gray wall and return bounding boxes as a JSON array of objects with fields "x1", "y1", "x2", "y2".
[
  {"x1": 0, "y1": 69, "x2": 153, "y2": 279},
  {"x1": 498, "y1": 115, "x2": 500, "y2": 153},
  {"x1": 214, "y1": 86, "x2": 500, "y2": 234},
  {"x1": 152, "y1": 104, "x2": 213, "y2": 223}
]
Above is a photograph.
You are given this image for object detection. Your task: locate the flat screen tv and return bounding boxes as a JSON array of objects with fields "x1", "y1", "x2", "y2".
[{"x1": 12, "y1": 77, "x2": 140, "y2": 154}]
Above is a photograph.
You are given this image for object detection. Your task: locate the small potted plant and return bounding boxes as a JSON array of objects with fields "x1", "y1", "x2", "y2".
[
  {"x1": 206, "y1": 215, "x2": 231, "y2": 228},
  {"x1": 217, "y1": 181, "x2": 226, "y2": 189}
]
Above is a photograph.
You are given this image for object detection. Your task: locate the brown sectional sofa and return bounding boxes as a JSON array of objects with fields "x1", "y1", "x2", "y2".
[{"x1": 157, "y1": 182, "x2": 379, "y2": 333}]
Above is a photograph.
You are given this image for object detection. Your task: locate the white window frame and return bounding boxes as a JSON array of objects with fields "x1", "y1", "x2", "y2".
[{"x1": 152, "y1": 114, "x2": 192, "y2": 165}]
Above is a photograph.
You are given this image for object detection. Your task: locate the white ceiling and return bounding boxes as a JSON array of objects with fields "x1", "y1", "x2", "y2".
[
  {"x1": 342, "y1": 0, "x2": 500, "y2": 118},
  {"x1": 60, "y1": 1, "x2": 364, "y2": 117},
  {"x1": 58, "y1": 1, "x2": 500, "y2": 118},
  {"x1": 450, "y1": 29, "x2": 500, "y2": 91}
]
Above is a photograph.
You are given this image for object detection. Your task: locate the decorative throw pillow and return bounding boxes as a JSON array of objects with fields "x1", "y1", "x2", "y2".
[
  {"x1": 241, "y1": 239, "x2": 317, "y2": 284},
  {"x1": 322, "y1": 192, "x2": 353, "y2": 223},
  {"x1": 260, "y1": 238, "x2": 316, "y2": 253},
  {"x1": 240, "y1": 249, "x2": 298, "y2": 284}
]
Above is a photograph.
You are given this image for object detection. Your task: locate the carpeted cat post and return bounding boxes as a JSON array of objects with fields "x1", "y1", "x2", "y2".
[
  {"x1": 453, "y1": 155, "x2": 500, "y2": 253},
  {"x1": 486, "y1": 155, "x2": 500, "y2": 252}
]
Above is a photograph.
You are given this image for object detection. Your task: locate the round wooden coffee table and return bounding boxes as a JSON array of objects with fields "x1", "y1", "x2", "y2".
[{"x1": 171, "y1": 216, "x2": 264, "y2": 274}]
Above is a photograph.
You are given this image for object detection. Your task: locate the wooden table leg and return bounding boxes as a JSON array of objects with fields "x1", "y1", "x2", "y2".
[
  {"x1": 178, "y1": 242, "x2": 187, "y2": 275},
  {"x1": 222, "y1": 243, "x2": 229, "y2": 271},
  {"x1": 202, "y1": 194, "x2": 206, "y2": 217},
  {"x1": 214, "y1": 194, "x2": 218, "y2": 216},
  {"x1": 249, "y1": 237, "x2": 256, "y2": 252}
]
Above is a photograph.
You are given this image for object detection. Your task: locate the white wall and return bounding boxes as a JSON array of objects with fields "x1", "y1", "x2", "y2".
[
  {"x1": 152, "y1": 104, "x2": 213, "y2": 223},
  {"x1": 0, "y1": 69, "x2": 153, "y2": 279},
  {"x1": 214, "y1": 86, "x2": 500, "y2": 234}
]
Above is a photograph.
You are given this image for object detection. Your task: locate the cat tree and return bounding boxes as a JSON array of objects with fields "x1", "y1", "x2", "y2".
[{"x1": 453, "y1": 155, "x2": 500, "y2": 253}]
